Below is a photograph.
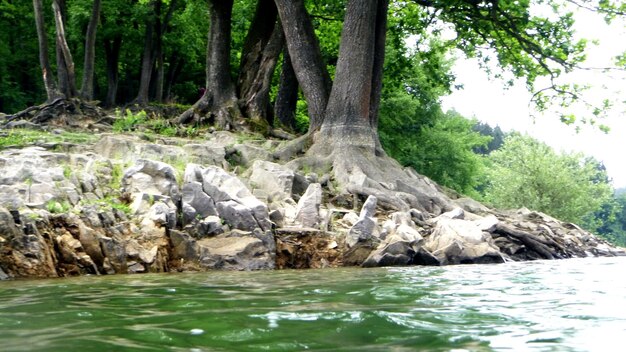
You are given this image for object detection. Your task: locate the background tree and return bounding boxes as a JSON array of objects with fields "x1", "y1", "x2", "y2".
[{"x1": 480, "y1": 134, "x2": 614, "y2": 225}]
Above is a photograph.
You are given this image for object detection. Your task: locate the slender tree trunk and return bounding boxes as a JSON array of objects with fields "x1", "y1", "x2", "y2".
[
  {"x1": 275, "y1": 48, "x2": 298, "y2": 129},
  {"x1": 79, "y1": 0, "x2": 102, "y2": 100},
  {"x1": 135, "y1": 0, "x2": 158, "y2": 105},
  {"x1": 274, "y1": 0, "x2": 331, "y2": 131},
  {"x1": 321, "y1": 0, "x2": 379, "y2": 150},
  {"x1": 153, "y1": 0, "x2": 177, "y2": 103},
  {"x1": 164, "y1": 54, "x2": 183, "y2": 102},
  {"x1": 104, "y1": 35, "x2": 122, "y2": 107},
  {"x1": 33, "y1": 0, "x2": 60, "y2": 101},
  {"x1": 52, "y1": 0, "x2": 77, "y2": 99},
  {"x1": 176, "y1": 0, "x2": 241, "y2": 129},
  {"x1": 238, "y1": 0, "x2": 283, "y2": 125}
]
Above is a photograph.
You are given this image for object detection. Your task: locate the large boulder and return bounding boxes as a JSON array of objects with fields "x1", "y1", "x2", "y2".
[
  {"x1": 424, "y1": 216, "x2": 505, "y2": 265},
  {"x1": 249, "y1": 160, "x2": 295, "y2": 202},
  {"x1": 186, "y1": 165, "x2": 271, "y2": 232},
  {"x1": 197, "y1": 232, "x2": 274, "y2": 270},
  {"x1": 122, "y1": 159, "x2": 180, "y2": 202}
]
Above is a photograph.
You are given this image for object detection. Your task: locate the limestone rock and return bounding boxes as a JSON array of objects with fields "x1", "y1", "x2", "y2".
[
  {"x1": 424, "y1": 217, "x2": 505, "y2": 265},
  {"x1": 294, "y1": 183, "x2": 322, "y2": 228},
  {"x1": 346, "y1": 196, "x2": 378, "y2": 248},
  {"x1": 197, "y1": 233, "x2": 274, "y2": 270},
  {"x1": 99, "y1": 236, "x2": 128, "y2": 274},
  {"x1": 231, "y1": 144, "x2": 272, "y2": 167},
  {"x1": 249, "y1": 160, "x2": 295, "y2": 201},
  {"x1": 122, "y1": 159, "x2": 180, "y2": 202},
  {"x1": 182, "y1": 181, "x2": 218, "y2": 219}
]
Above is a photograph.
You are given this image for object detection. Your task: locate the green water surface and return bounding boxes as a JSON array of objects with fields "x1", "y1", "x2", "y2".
[{"x1": 1, "y1": 257, "x2": 625, "y2": 351}]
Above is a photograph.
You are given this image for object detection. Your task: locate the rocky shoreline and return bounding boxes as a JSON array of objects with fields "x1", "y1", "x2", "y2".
[{"x1": 1, "y1": 126, "x2": 624, "y2": 280}]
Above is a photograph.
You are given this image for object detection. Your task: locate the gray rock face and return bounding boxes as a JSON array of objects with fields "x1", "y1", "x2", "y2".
[
  {"x1": 99, "y1": 236, "x2": 128, "y2": 274},
  {"x1": 231, "y1": 144, "x2": 272, "y2": 167},
  {"x1": 201, "y1": 166, "x2": 271, "y2": 232},
  {"x1": 249, "y1": 160, "x2": 295, "y2": 201},
  {"x1": 346, "y1": 195, "x2": 378, "y2": 248},
  {"x1": 122, "y1": 159, "x2": 180, "y2": 202},
  {"x1": 182, "y1": 181, "x2": 218, "y2": 220},
  {"x1": 295, "y1": 183, "x2": 322, "y2": 228},
  {"x1": 197, "y1": 233, "x2": 274, "y2": 270},
  {"x1": 0, "y1": 207, "x2": 20, "y2": 238},
  {"x1": 424, "y1": 217, "x2": 505, "y2": 265}
]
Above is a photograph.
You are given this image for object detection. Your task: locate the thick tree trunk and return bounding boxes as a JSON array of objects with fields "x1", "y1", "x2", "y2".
[
  {"x1": 79, "y1": 0, "x2": 102, "y2": 101},
  {"x1": 135, "y1": 0, "x2": 158, "y2": 105},
  {"x1": 33, "y1": 0, "x2": 60, "y2": 101},
  {"x1": 275, "y1": 49, "x2": 298, "y2": 130},
  {"x1": 104, "y1": 35, "x2": 122, "y2": 107},
  {"x1": 52, "y1": 0, "x2": 77, "y2": 99},
  {"x1": 274, "y1": 0, "x2": 330, "y2": 131},
  {"x1": 238, "y1": 0, "x2": 283, "y2": 125},
  {"x1": 369, "y1": 0, "x2": 390, "y2": 130},
  {"x1": 319, "y1": 0, "x2": 379, "y2": 151},
  {"x1": 176, "y1": 0, "x2": 241, "y2": 129},
  {"x1": 276, "y1": 0, "x2": 451, "y2": 212}
]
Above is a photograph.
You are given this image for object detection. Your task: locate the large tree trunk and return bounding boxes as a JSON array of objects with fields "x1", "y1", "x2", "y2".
[
  {"x1": 79, "y1": 0, "x2": 102, "y2": 101},
  {"x1": 135, "y1": 0, "x2": 158, "y2": 105},
  {"x1": 319, "y1": 0, "x2": 379, "y2": 151},
  {"x1": 52, "y1": 0, "x2": 77, "y2": 99},
  {"x1": 274, "y1": 0, "x2": 330, "y2": 132},
  {"x1": 274, "y1": 48, "x2": 298, "y2": 130},
  {"x1": 33, "y1": 0, "x2": 60, "y2": 101},
  {"x1": 237, "y1": 0, "x2": 283, "y2": 126},
  {"x1": 104, "y1": 35, "x2": 122, "y2": 107},
  {"x1": 369, "y1": 0, "x2": 390, "y2": 131},
  {"x1": 176, "y1": 0, "x2": 241, "y2": 129},
  {"x1": 277, "y1": 0, "x2": 451, "y2": 212}
]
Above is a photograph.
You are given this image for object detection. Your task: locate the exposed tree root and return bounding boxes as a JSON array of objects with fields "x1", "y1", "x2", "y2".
[
  {"x1": 278, "y1": 128, "x2": 454, "y2": 214},
  {"x1": 4, "y1": 98, "x2": 105, "y2": 127}
]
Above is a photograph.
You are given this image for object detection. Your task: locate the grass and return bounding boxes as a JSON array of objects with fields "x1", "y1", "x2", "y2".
[
  {"x1": 0, "y1": 129, "x2": 97, "y2": 149},
  {"x1": 112, "y1": 109, "x2": 148, "y2": 133},
  {"x1": 46, "y1": 200, "x2": 72, "y2": 214},
  {"x1": 80, "y1": 196, "x2": 132, "y2": 216}
]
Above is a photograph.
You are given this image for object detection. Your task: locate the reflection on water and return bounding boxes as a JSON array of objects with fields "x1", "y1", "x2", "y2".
[{"x1": 1, "y1": 257, "x2": 625, "y2": 351}]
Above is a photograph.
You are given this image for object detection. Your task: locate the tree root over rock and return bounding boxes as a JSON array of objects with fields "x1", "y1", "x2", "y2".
[
  {"x1": 4, "y1": 98, "x2": 106, "y2": 127},
  {"x1": 278, "y1": 128, "x2": 454, "y2": 214}
]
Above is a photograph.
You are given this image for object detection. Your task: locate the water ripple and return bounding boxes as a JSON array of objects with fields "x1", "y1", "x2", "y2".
[{"x1": 1, "y1": 258, "x2": 625, "y2": 351}]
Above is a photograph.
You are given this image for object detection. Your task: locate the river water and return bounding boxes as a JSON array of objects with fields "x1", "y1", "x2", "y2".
[{"x1": 0, "y1": 257, "x2": 625, "y2": 351}]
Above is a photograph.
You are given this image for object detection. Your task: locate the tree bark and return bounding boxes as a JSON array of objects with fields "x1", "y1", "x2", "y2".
[
  {"x1": 274, "y1": 0, "x2": 331, "y2": 131},
  {"x1": 369, "y1": 0, "x2": 389, "y2": 130},
  {"x1": 79, "y1": 0, "x2": 102, "y2": 101},
  {"x1": 164, "y1": 55, "x2": 183, "y2": 103},
  {"x1": 135, "y1": 0, "x2": 158, "y2": 105},
  {"x1": 176, "y1": 0, "x2": 241, "y2": 129},
  {"x1": 238, "y1": 0, "x2": 283, "y2": 125},
  {"x1": 33, "y1": 0, "x2": 60, "y2": 101},
  {"x1": 104, "y1": 35, "x2": 122, "y2": 107},
  {"x1": 320, "y1": 0, "x2": 379, "y2": 150},
  {"x1": 275, "y1": 48, "x2": 298, "y2": 130},
  {"x1": 52, "y1": 0, "x2": 77, "y2": 98},
  {"x1": 153, "y1": 0, "x2": 178, "y2": 103}
]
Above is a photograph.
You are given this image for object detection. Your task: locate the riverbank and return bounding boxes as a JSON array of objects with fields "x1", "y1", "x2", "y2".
[{"x1": 0, "y1": 112, "x2": 624, "y2": 279}]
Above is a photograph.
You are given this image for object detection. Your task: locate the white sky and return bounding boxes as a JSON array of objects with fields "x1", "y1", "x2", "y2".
[{"x1": 440, "y1": 7, "x2": 626, "y2": 189}]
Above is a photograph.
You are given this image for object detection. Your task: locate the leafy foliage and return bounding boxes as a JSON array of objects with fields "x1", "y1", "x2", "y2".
[{"x1": 479, "y1": 134, "x2": 614, "y2": 226}]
